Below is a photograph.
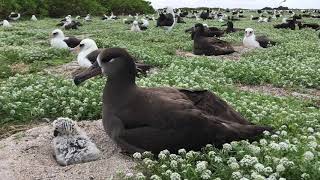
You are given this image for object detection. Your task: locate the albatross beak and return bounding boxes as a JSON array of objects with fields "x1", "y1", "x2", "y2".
[
  {"x1": 73, "y1": 61, "x2": 102, "y2": 85},
  {"x1": 70, "y1": 45, "x2": 80, "y2": 53}
]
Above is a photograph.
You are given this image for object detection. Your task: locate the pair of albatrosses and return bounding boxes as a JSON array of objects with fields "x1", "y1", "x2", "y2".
[{"x1": 74, "y1": 48, "x2": 272, "y2": 154}]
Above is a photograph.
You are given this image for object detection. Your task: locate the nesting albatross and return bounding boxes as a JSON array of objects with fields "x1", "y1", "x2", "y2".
[
  {"x1": 73, "y1": 48, "x2": 272, "y2": 154},
  {"x1": 156, "y1": 6, "x2": 176, "y2": 32},
  {"x1": 50, "y1": 29, "x2": 82, "y2": 49},
  {"x1": 243, "y1": 28, "x2": 276, "y2": 48},
  {"x1": 193, "y1": 23, "x2": 235, "y2": 56}
]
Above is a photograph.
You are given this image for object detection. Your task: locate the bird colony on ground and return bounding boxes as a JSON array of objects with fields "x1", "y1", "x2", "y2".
[{"x1": 0, "y1": 7, "x2": 320, "y2": 180}]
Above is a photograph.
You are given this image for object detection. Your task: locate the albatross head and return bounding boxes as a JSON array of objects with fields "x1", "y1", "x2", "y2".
[
  {"x1": 78, "y1": 39, "x2": 98, "y2": 52},
  {"x1": 51, "y1": 29, "x2": 65, "y2": 39},
  {"x1": 244, "y1": 28, "x2": 255, "y2": 37},
  {"x1": 74, "y1": 48, "x2": 136, "y2": 85}
]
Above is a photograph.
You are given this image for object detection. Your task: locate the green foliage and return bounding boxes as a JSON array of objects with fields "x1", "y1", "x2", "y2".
[
  {"x1": 100, "y1": 0, "x2": 155, "y2": 15},
  {"x1": 0, "y1": 0, "x2": 154, "y2": 18}
]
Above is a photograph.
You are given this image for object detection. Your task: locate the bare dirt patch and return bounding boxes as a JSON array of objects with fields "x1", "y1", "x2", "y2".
[
  {"x1": 44, "y1": 61, "x2": 85, "y2": 78},
  {"x1": 0, "y1": 120, "x2": 135, "y2": 180},
  {"x1": 237, "y1": 84, "x2": 320, "y2": 100},
  {"x1": 9, "y1": 63, "x2": 30, "y2": 74},
  {"x1": 176, "y1": 46, "x2": 253, "y2": 61}
]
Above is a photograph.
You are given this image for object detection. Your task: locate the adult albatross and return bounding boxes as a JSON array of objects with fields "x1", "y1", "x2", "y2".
[{"x1": 73, "y1": 48, "x2": 272, "y2": 154}]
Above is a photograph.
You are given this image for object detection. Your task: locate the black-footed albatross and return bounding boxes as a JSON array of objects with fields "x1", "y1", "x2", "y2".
[
  {"x1": 73, "y1": 48, "x2": 272, "y2": 154},
  {"x1": 193, "y1": 23, "x2": 235, "y2": 56}
]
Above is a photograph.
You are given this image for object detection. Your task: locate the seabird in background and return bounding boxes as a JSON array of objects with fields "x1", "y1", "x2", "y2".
[
  {"x1": 298, "y1": 22, "x2": 320, "y2": 30},
  {"x1": 73, "y1": 48, "x2": 272, "y2": 154},
  {"x1": 274, "y1": 18, "x2": 296, "y2": 30},
  {"x1": 243, "y1": 28, "x2": 276, "y2": 48},
  {"x1": 76, "y1": 39, "x2": 101, "y2": 68},
  {"x1": 200, "y1": 9, "x2": 210, "y2": 20},
  {"x1": 1, "y1": 20, "x2": 12, "y2": 28},
  {"x1": 131, "y1": 20, "x2": 142, "y2": 32},
  {"x1": 222, "y1": 21, "x2": 244, "y2": 33},
  {"x1": 8, "y1": 12, "x2": 20, "y2": 21},
  {"x1": 193, "y1": 23, "x2": 235, "y2": 56},
  {"x1": 31, "y1": 15, "x2": 37, "y2": 21},
  {"x1": 84, "y1": 14, "x2": 92, "y2": 21},
  {"x1": 156, "y1": 6, "x2": 176, "y2": 32},
  {"x1": 50, "y1": 29, "x2": 82, "y2": 49}
]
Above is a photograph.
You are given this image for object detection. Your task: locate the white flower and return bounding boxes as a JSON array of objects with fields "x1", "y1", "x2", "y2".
[
  {"x1": 150, "y1": 175, "x2": 162, "y2": 180},
  {"x1": 214, "y1": 156, "x2": 223, "y2": 163},
  {"x1": 231, "y1": 171, "x2": 242, "y2": 179},
  {"x1": 170, "y1": 172, "x2": 181, "y2": 180},
  {"x1": 254, "y1": 163, "x2": 265, "y2": 173},
  {"x1": 223, "y1": 143, "x2": 232, "y2": 151},
  {"x1": 240, "y1": 178, "x2": 249, "y2": 180},
  {"x1": 201, "y1": 169, "x2": 212, "y2": 179},
  {"x1": 259, "y1": 139, "x2": 268, "y2": 146},
  {"x1": 279, "y1": 142, "x2": 289, "y2": 151},
  {"x1": 161, "y1": 164, "x2": 167, "y2": 169},
  {"x1": 196, "y1": 161, "x2": 208, "y2": 172},
  {"x1": 276, "y1": 164, "x2": 285, "y2": 172},
  {"x1": 169, "y1": 154, "x2": 178, "y2": 160},
  {"x1": 10, "y1": 109, "x2": 15, "y2": 115},
  {"x1": 263, "y1": 131, "x2": 270, "y2": 136},
  {"x1": 308, "y1": 141, "x2": 317, "y2": 149},
  {"x1": 186, "y1": 151, "x2": 196, "y2": 159},
  {"x1": 125, "y1": 172, "x2": 134, "y2": 178},
  {"x1": 133, "y1": 152, "x2": 142, "y2": 159},
  {"x1": 307, "y1": 127, "x2": 314, "y2": 133},
  {"x1": 301, "y1": 173, "x2": 310, "y2": 179},
  {"x1": 229, "y1": 162, "x2": 240, "y2": 170},
  {"x1": 248, "y1": 145, "x2": 261, "y2": 154},
  {"x1": 264, "y1": 166, "x2": 273, "y2": 174},
  {"x1": 161, "y1": 149, "x2": 170, "y2": 155},
  {"x1": 231, "y1": 141, "x2": 239, "y2": 147},
  {"x1": 240, "y1": 155, "x2": 258, "y2": 167},
  {"x1": 170, "y1": 160, "x2": 178, "y2": 168},
  {"x1": 251, "y1": 171, "x2": 265, "y2": 180},
  {"x1": 269, "y1": 142, "x2": 280, "y2": 151},
  {"x1": 280, "y1": 130, "x2": 287, "y2": 136},
  {"x1": 143, "y1": 158, "x2": 153, "y2": 167},
  {"x1": 303, "y1": 151, "x2": 314, "y2": 160},
  {"x1": 135, "y1": 172, "x2": 146, "y2": 180},
  {"x1": 227, "y1": 157, "x2": 237, "y2": 164},
  {"x1": 208, "y1": 151, "x2": 215, "y2": 158},
  {"x1": 279, "y1": 178, "x2": 286, "y2": 180},
  {"x1": 164, "y1": 170, "x2": 172, "y2": 176},
  {"x1": 178, "y1": 149, "x2": 186, "y2": 155},
  {"x1": 158, "y1": 152, "x2": 167, "y2": 160}
]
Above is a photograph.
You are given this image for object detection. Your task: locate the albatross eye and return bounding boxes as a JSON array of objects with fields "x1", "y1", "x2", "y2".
[{"x1": 80, "y1": 44, "x2": 84, "y2": 47}]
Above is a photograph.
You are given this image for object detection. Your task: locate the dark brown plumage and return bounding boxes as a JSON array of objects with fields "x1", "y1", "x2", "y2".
[
  {"x1": 73, "y1": 48, "x2": 272, "y2": 154},
  {"x1": 193, "y1": 23, "x2": 235, "y2": 56},
  {"x1": 222, "y1": 21, "x2": 244, "y2": 33}
]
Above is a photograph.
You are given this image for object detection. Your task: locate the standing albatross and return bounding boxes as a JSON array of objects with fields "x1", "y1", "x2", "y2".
[{"x1": 73, "y1": 48, "x2": 272, "y2": 154}]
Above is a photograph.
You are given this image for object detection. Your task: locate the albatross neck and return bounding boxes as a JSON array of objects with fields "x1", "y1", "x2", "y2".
[{"x1": 105, "y1": 72, "x2": 137, "y2": 95}]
